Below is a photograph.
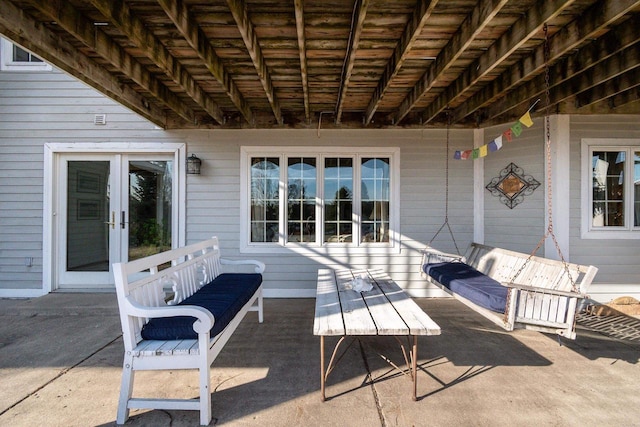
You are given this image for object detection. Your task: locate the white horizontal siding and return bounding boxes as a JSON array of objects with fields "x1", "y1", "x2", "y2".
[
  {"x1": 482, "y1": 120, "x2": 545, "y2": 254},
  {"x1": 0, "y1": 68, "x2": 163, "y2": 291},
  {"x1": 569, "y1": 115, "x2": 640, "y2": 299},
  {"x1": 182, "y1": 128, "x2": 474, "y2": 295},
  {"x1": 1, "y1": 65, "x2": 639, "y2": 299}
]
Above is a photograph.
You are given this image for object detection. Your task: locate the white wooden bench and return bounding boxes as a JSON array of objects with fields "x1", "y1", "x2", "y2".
[
  {"x1": 113, "y1": 237, "x2": 264, "y2": 426},
  {"x1": 421, "y1": 242, "x2": 598, "y2": 339}
]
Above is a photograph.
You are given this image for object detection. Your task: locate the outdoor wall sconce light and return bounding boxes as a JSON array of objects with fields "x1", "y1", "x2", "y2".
[{"x1": 186, "y1": 154, "x2": 202, "y2": 175}]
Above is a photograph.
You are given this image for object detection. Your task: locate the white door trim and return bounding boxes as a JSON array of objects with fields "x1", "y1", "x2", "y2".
[{"x1": 43, "y1": 142, "x2": 186, "y2": 293}]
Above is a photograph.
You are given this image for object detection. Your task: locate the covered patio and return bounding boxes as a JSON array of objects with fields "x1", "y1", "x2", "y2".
[{"x1": 1, "y1": 293, "x2": 639, "y2": 426}]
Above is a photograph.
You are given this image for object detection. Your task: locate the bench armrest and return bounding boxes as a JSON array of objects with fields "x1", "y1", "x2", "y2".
[
  {"x1": 502, "y1": 282, "x2": 585, "y2": 298},
  {"x1": 421, "y1": 246, "x2": 466, "y2": 265},
  {"x1": 124, "y1": 297, "x2": 215, "y2": 334},
  {"x1": 220, "y1": 258, "x2": 266, "y2": 274}
]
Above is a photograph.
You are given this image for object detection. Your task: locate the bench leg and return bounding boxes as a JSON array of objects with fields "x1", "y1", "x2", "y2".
[
  {"x1": 199, "y1": 357, "x2": 212, "y2": 426},
  {"x1": 117, "y1": 353, "x2": 135, "y2": 425},
  {"x1": 258, "y1": 291, "x2": 264, "y2": 323}
]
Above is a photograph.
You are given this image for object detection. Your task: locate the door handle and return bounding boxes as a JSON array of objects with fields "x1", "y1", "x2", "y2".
[
  {"x1": 121, "y1": 211, "x2": 127, "y2": 229},
  {"x1": 104, "y1": 211, "x2": 116, "y2": 229}
]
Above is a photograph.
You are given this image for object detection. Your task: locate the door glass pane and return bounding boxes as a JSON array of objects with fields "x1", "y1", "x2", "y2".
[
  {"x1": 67, "y1": 161, "x2": 110, "y2": 271},
  {"x1": 128, "y1": 161, "x2": 173, "y2": 261}
]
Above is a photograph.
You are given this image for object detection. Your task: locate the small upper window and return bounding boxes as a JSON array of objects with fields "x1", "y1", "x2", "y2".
[
  {"x1": 0, "y1": 38, "x2": 52, "y2": 71},
  {"x1": 581, "y1": 139, "x2": 640, "y2": 239}
]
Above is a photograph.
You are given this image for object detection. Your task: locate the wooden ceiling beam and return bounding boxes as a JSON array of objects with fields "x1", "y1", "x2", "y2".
[
  {"x1": 156, "y1": 0, "x2": 254, "y2": 125},
  {"x1": 421, "y1": 0, "x2": 576, "y2": 125},
  {"x1": 572, "y1": 60, "x2": 640, "y2": 109},
  {"x1": 88, "y1": 0, "x2": 225, "y2": 125},
  {"x1": 483, "y1": 14, "x2": 640, "y2": 122},
  {"x1": 294, "y1": 0, "x2": 310, "y2": 123},
  {"x1": 453, "y1": 0, "x2": 640, "y2": 124},
  {"x1": 491, "y1": 46, "x2": 640, "y2": 124},
  {"x1": 393, "y1": 0, "x2": 508, "y2": 124},
  {"x1": 28, "y1": 0, "x2": 197, "y2": 125},
  {"x1": 364, "y1": 0, "x2": 439, "y2": 125},
  {"x1": 226, "y1": 0, "x2": 283, "y2": 125},
  {"x1": 563, "y1": 87, "x2": 640, "y2": 113},
  {"x1": 334, "y1": 0, "x2": 369, "y2": 124},
  {"x1": 0, "y1": 0, "x2": 168, "y2": 128}
]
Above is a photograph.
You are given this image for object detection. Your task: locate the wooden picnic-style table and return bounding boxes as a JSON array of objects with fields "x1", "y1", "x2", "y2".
[{"x1": 313, "y1": 268, "x2": 441, "y2": 401}]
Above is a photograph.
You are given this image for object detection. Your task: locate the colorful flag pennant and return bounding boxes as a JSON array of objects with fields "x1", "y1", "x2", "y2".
[
  {"x1": 511, "y1": 121, "x2": 523, "y2": 137},
  {"x1": 519, "y1": 111, "x2": 533, "y2": 127},
  {"x1": 452, "y1": 106, "x2": 534, "y2": 160}
]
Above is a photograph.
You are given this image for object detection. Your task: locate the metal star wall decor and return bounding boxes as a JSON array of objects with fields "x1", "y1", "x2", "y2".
[{"x1": 485, "y1": 162, "x2": 540, "y2": 209}]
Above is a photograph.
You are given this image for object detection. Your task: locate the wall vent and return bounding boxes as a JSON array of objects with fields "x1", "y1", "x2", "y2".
[{"x1": 94, "y1": 114, "x2": 107, "y2": 125}]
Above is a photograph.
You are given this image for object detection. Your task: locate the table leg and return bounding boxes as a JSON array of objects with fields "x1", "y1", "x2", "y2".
[
  {"x1": 320, "y1": 335, "x2": 326, "y2": 401},
  {"x1": 412, "y1": 335, "x2": 418, "y2": 401}
]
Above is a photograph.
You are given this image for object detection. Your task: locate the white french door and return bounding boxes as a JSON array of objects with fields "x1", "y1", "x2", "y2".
[{"x1": 52, "y1": 149, "x2": 182, "y2": 289}]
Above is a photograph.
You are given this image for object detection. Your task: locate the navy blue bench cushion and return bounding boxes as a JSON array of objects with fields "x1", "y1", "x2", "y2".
[
  {"x1": 141, "y1": 273, "x2": 262, "y2": 340},
  {"x1": 423, "y1": 262, "x2": 507, "y2": 314}
]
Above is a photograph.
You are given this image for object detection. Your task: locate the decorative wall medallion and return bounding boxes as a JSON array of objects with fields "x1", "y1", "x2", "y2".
[{"x1": 485, "y1": 162, "x2": 540, "y2": 209}]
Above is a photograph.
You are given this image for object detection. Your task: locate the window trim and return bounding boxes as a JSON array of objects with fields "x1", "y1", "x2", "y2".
[
  {"x1": 0, "y1": 38, "x2": 52, "y2": 72},
  {"x1": 240, "y1": 146, "x2": 401, "y2": 254},
  {"x1": 581, "y1": 138, "x2": 640, "y2": 239}
]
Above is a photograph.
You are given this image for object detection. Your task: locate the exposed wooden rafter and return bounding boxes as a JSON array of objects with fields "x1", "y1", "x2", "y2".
[
  {"x1": 156, "y1": 0, "x2": 254, "y2": 125},
  {"x1": 485, "y1": 13, "x2": 640, "y2": 123},
  {"x1": 334, "y1": 0, "x2": 369, "y2": 124},
  {"x1": 29, "y1": 0, "x2": 196, "y2": 125},
  {"x1": 226, "y1": 0, "x2": 283, "y2": 125},
  {"x1": 421, "y1": 0, "x2": 577, "y2": 124},
  {"x1": 393, "y1": 0, "x2": 508, "y2": 124},
  {"x1": 364, "y1": 0, "x2": 439, "y2": 125},
  {"x1": 1, "y1": 0, "x2": 637, "y2": 129},
  {"x1": 87, "y1": 0, "x2": 225, "y2": 125},
  {"x1": 0, "y1": 0, "x2": 167, "y2": 127},
  {"x1": 294, "y1": 0, "x2": 310, "y2": 123},
  {"x1": 453, "y1": 0, "x2": 640, "y2": 123}
]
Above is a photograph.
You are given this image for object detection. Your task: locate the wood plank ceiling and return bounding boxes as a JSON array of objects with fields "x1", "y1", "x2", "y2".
[{"x1": 0, "y1": 0, "x2": 638, "y2": 129}]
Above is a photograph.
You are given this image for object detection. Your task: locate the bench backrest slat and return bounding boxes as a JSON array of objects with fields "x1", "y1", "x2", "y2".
[
  {"x1": 114, "y1": 237, "x2": 223, "y2": 350},
  {"x1": 465, "y1": 243, "x2": 594, "y2": 294}
]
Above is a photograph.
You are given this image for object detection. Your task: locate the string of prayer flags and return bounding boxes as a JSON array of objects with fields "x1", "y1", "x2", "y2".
[{"x1": 454, "y1": 110, "x2": 535, "y2": 160}]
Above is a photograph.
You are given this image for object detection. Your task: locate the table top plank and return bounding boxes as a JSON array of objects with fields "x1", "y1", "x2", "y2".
[
  {"x1": 368, "y1": 269, "x2": 441, "y2": 336},
  {"x1": 334, "y1": 269, "x2": 378, "y2": 335},
  {"x1": 313, "y1": 269, "x2": 345, "y2": 336},
  {"x1": 314, "y1": 268, "x2": 441, "y2": 337},
  {"x1": 355, "y1": 270, "x2": 411, "y2": 335}
]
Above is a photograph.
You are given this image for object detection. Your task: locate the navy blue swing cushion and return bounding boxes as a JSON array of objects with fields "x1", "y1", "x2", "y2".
[
  {"x1": 141, "y1": 273, "x2": 262, "y2": 340},
  {"x1": 423, "y1": 262, "x2": 508, "y2": 313}
]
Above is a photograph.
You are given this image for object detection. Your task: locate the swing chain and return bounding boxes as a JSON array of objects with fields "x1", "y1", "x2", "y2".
[{"x1": 508, "y1": 23, "x2": 578, "y2": 293}]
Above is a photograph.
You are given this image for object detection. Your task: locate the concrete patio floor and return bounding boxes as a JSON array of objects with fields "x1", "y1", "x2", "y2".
[{"x1": 1, "y1": 293, "x2": 639, "y2": 427}]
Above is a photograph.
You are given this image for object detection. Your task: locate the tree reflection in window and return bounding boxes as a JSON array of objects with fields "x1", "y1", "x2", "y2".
[
  {"x1": 251, "y1": 157, "x2": 279, "y2": 242},
  {"x1": 324, "y1": 158, "x2": 352, "y2": 243},
  {"x1": 361, "y1": 158, "x2": 390, "y2": 242},
  {"x1": 287, "y1": 157, "x2": 316, "y2": 242}
]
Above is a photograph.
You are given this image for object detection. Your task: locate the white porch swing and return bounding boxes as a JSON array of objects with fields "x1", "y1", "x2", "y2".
[{"x1": 420, "y1": 25, "x2": 598, "y2": 340}]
